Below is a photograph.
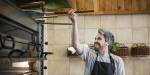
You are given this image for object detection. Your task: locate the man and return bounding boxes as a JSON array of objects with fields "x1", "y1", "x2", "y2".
[{"x1": 68, "y1": 9, "x2": 125, "y2": 75}]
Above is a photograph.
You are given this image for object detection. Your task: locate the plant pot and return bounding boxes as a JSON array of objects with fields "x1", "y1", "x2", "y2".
[
  {"x1": 131, "y1": 46, "x2": 150, "y2": 56},
  {"x1": 115, "y1": 47, "x2": 129, "y2": 57}
]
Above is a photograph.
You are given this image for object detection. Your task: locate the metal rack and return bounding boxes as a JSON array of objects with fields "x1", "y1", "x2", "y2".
[{"x1": 0, "y1": 0, "x2": 50, "y2": 75}]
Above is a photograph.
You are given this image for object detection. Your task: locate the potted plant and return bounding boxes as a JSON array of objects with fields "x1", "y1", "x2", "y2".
[
  {"x1": 131, "y1": 43, "x2": 150, "y2": 57},
  {"x1": 111, "y1": 42, "x2": 129, "y2": 57}
]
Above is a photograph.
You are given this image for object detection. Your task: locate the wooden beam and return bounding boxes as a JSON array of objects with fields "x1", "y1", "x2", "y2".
[
  {"x1": 44, "y1": 22, "x2": 72, "y2": 25},
  {"x1": 54, "y1": 10, "x2": 94, "y2": 14}
]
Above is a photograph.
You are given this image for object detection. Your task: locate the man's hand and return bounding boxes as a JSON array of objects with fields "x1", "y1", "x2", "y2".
[{"x1": 68, "y1": 9, "x2": 77, "y2": 24}]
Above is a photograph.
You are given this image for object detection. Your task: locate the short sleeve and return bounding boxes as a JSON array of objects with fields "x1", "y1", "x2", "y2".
[
  {"x1": 116, "y1": 57, "x2": 125, "y2": 75},
  {"x1": 79, "y1": 44, "x2": 90, "y2": 61}
]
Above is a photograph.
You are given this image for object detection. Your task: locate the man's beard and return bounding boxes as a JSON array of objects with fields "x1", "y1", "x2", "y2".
[
  {"x1": 94, "y1": 42, "x2": 107, "y2": 54},
  {"x1": 94, "y1": 42, "x2": 102, "y2": 50}
]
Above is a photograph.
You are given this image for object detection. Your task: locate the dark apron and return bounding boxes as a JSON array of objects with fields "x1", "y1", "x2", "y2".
[{"x1": 91, "y1": 53, "x2": 115, "y2": 75}]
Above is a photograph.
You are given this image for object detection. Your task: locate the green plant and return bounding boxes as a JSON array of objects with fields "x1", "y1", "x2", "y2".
[{"x1": 111, "y1": 42, "x2": 120, "y2": 54}]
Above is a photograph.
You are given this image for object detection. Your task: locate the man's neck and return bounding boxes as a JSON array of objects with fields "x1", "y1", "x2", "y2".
[{"x1": 98, "y1": 46, "x2": 109, "y2": 56}]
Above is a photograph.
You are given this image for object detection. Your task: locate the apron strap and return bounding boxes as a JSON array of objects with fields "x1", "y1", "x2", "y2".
[
  {"x1": 96, "y1": 52, "x2": 98, "y2": 61},
  {"x1": 109, "y1": 53, "x2": 115, "y2": 74}
]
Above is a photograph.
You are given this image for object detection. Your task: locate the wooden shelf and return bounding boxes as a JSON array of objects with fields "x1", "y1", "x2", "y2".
[
  {"x1": 46, "y1": 0, "x2": 150, "y2": 15},
  {"x1": 122, "y1": 56, "x2": 150, "y2": 60}
]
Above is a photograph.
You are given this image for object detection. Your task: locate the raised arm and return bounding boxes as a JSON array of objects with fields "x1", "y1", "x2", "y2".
[{"x1": 68, "y1": 9, "x2": 83, "y2": 54}]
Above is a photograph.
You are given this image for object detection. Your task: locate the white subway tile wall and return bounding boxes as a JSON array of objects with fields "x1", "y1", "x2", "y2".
[
  {"x1": 149, "y1": 27, "x2": 150, "y2": 44},
  {"x1": 124, "y1": 59, "x2": 134, "y2": 75},
  {"x1": 47, "y1": 30, "x2": 54, "y2": 45},
  {"x1": 48, "y1": 59, "x2": 70, "y2": 75},
  {"x1": 47, "y1": 18, "x2": 54, "y2": 30},
  {"x1": 116, "y1": 15, "x2": 132, "y2": 28},
  {"x1": 48, "y1": 45, "x2": 68, "y2": 60},
  {"x1": 54, "y1": 16, "x2": 71, "y2": 29},
  {"x1": 132, "y1": 28, "x2": 149, "y2": 43},
  {"x1": 101, "y1": 15, "x2": 116, "y2": 29},
  {"x1": 148, "y1": 15, "x2": 150, "y2": 27},
  {"x1": 132, "y1": 15, "x2": 148, "y2": 28},
  {"x1": 54, "y1": 29, "x2": 71, "y2": 45},
  {"x1": 85, "y1": 16, "x2": 100, "y2": 29},
  {"x1": 133, "y1": 60, "x2": 150, "y2": 75},
  {"x1": 77, "y1": 16, "x2": 85, "y2": 29},
  {"x1": 116, "y1": 28, "x2": 132, "y2": 43},
  {"x1": 47, "y1": 14, "x2": 150, "y2": 75},
  {"x1": 69, "y1": 58, "x2": 85, "y2": 75}
]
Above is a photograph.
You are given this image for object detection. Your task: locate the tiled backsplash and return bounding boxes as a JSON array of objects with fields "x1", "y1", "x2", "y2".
[{"x1": 47, "y1": 14, "x2": 150, "y2": 75}]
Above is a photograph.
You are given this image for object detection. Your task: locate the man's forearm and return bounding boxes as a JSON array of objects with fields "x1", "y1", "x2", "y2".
[{"x1": 72, "y1": 21, "x2": 82, "y2": 54}]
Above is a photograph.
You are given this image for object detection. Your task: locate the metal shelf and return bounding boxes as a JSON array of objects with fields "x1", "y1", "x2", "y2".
[
  {"x1": 0, "y1": 57, "x2": 39, "y2": 63},
  {"x1": 0, "y1": 0, "x2": 38, "y2": 32},
  {"x1": 0, "y1": 0, "x2": 45, "y2": 75}
]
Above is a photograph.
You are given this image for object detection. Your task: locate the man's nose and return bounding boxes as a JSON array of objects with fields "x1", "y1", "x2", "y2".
[{"x1": 94, "y1": 39, "x2": 98, "y2": 42}]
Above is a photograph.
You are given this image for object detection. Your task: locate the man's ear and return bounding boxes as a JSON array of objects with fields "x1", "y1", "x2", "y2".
[{"x1": 104, "y1": 42, "x2": 109, "y2": 46}]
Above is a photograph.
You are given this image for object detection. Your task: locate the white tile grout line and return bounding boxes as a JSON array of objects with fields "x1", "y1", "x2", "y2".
[{"x1": 131, "y1": 14, "x2": 134, "y2": 44}]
